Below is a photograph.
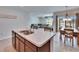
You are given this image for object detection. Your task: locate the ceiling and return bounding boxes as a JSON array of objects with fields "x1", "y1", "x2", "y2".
[{"x1": 0, "y1": 6, "x2": 79, "y2": 14}]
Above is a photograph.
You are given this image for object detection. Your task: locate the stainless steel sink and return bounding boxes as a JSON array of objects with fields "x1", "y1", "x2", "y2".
[{"x1": 20, "y1": 30, "x2": 34, "y2": 35}]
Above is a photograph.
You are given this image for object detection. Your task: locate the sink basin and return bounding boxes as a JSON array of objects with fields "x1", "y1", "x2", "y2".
[{"x1": 20, "y1": 30, "x2": 34, "y2": 35}]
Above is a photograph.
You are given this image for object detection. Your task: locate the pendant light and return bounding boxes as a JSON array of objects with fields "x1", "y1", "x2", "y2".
[{"x1": 63, "y1": 6, "x2": 71, "y2": 21}]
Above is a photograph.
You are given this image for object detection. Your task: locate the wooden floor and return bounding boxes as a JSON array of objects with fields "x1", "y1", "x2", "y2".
[
  {"x1": 0, "y1": 38, "x2": 16, "y2": 52},
  {"x1": 51, "y1": 32, "x2": 79, "y2": 52},
  {"x1": 0, "y1": 32, "x2": 79, "y2": 52}
]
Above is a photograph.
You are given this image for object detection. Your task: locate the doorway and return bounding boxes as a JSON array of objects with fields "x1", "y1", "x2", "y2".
[{"x1": 56, "y1": 16, "x2": 76, "y2": 32}]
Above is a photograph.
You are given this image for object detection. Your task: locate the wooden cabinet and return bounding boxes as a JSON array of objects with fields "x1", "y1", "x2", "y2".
[
  {"x1": 16, "y1": 34, "x2": 25, "y2": 52},
  {"x1": 12, "y1": 31, "x2": 51, "y2": 52},
  {"x1": 15, "y1": 37, "x2": 19, "y2": 51},
  {"x1": 37, "y1": 40, "x2": 50, "y2": 52},
  {"x1": 25, "y1": 44, "x2": 35, "y2": 52},
  {"x1": 19, "y1": 40, "x2": 24, "y2": 52},
  {"x1": 25, "y1": 40, "x2": 37, "y2": 52}
]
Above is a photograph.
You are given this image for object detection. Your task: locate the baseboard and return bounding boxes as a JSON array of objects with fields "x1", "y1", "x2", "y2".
[{"x1": 0, "y1": 36, "x2": 11, "y2": 40}]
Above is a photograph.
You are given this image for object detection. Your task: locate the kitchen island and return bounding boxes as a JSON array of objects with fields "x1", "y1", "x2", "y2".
[{"x1": 12, "y1": 28, "x2": 56, "y2": 52}]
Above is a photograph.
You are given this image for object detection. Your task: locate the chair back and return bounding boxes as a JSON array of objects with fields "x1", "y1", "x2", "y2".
[{"x1": 64, "y1": 29, "x2": 74, "y2": 36}]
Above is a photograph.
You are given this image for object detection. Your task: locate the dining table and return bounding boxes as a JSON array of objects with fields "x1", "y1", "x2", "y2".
[{"x1": 60, "y1": 27, "x2": 79, "y2": 45}]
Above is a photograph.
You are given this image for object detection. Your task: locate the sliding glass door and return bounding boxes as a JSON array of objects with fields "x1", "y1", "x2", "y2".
[{"x1": 57, "y1": 16, "x2": 76, "y2": 32}]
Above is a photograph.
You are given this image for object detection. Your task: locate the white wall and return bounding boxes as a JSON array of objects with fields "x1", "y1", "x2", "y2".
[
  {"x1": 39, "y1": 18, "x2": 47, "y2": 24},
  {"x1": 0, "y1": 8, "x2": 30, "y2": 40},
  {"x1": 28, "y1": 13, "x2": 54, "y2": 25},
  {"x1": 27, "y1": 13, "x2": 41, "y2": 26},
  {"x1": 28, "y1": 14, "x2": 39, "y2": 25}
]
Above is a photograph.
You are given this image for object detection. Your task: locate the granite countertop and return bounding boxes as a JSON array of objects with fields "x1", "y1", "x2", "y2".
[{"x1": 13, "y1": 28, "x2": 56, "y2": 47}]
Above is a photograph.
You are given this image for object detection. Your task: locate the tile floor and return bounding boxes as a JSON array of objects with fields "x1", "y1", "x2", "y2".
[{"x1": 0, "y1": 32, "x2": 79, "y2": 52}]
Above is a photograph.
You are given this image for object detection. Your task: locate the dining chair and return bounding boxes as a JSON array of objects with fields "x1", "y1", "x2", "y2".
[{"x1": 64, "y1": 29, "x2": 74, "y2": 46}]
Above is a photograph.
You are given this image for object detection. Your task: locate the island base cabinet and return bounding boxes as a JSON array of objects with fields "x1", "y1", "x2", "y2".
[
  {"x1": 24, "y1": 44, "x2": 36, "y2": 52},
  {"x1": 16, "y1": 37, "x2": 19, "y2": 52},
  {"x1": 24, "y1": 40, "x2": 37, "y2": 52},
  {"x1": 12, "y1": 32, "x2": 51, "y2": 52},
  {"x1": 37, "y1": 40, "x2": 50, "y2": 52},
  {"x1": 19, "y1": 40, "x2": 24, "y2": 52},
  {"x1": 24, "y1": 40, "x2": 50, "y2": 52}
]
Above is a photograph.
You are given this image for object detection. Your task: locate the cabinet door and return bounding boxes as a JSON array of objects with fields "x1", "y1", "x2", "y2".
[
  {"x1": 25, "y1": 44, "x2": 35, "y2": 52},
  {"x1": 37, "y1": 40, "x2": 50, "y2": 52},
  {"x1": 19, "y1": 40, "x2": 24, "y2": 52},
  {"x1": 16, "y1": 37, "x2": 19, "y2": 51},
  {"x1": 25, "y1": 40, "x2": 37, "y2": 52}
]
